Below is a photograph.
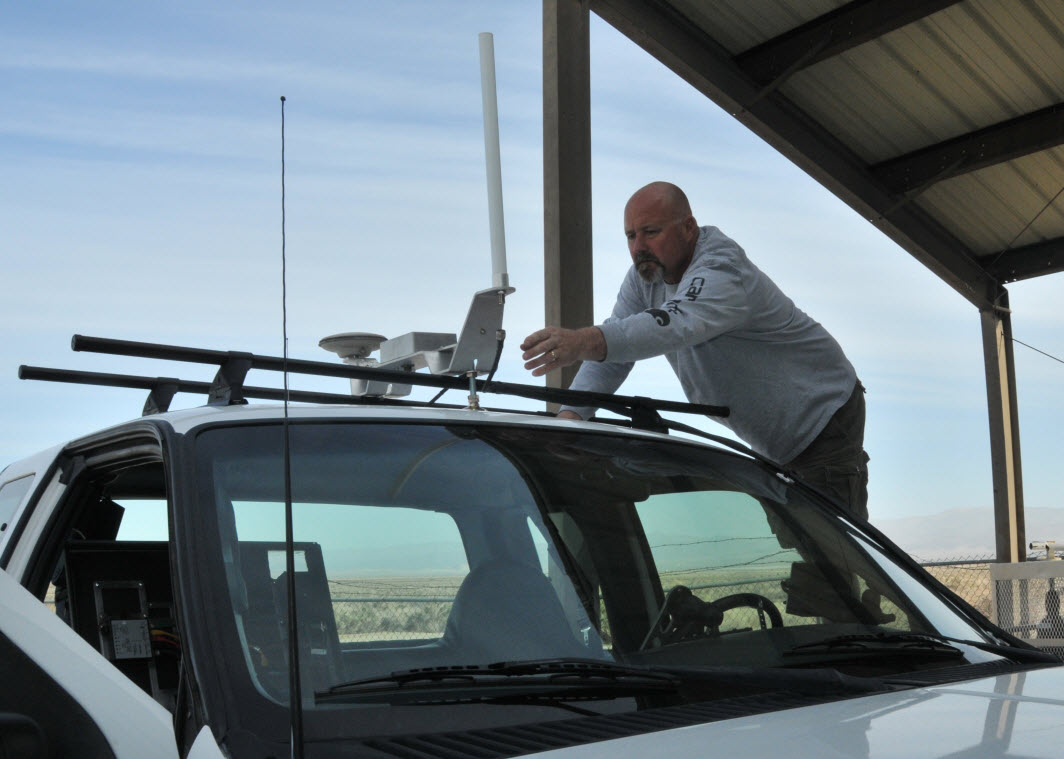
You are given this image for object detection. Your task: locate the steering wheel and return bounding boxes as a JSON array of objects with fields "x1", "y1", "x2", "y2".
[
  {"x1": 712, "y1": 592, "x2": 784, "y2": 630},
  {"x1": 640, "y1": 586, "x2": 783, "y2": 650}
]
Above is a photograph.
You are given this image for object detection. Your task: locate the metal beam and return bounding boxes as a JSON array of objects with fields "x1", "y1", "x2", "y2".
[
  {"x1": 984, "y1": 236, "x2": 1064, "y2": 284},
  {"x1": 735, "y1": 0, "x2": 962, "y2": 87},
  {"x1": 589, "y1": 0, "x2": 999, "y2": 311},
  {"x1": 543, "y1": 0, "x2": 594, "y2": 396},
  {"x1": 872, "y1": 104, "x2": 1064, "y2": 195},
  {"x1": 980, "y1": 290, "x2": 1026, "y2": 563}
]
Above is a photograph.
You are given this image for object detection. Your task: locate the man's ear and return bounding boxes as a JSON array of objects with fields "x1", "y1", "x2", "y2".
[{"x1": 683, "y1": 215, "x2": 699, "y2": 237}]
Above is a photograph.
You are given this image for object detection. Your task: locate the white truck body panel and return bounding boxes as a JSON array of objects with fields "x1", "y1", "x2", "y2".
[
  {"x1": 0, "y1": 567, "x2": 181, "y2": 759},
  {"x1": 531, "y1": 668, "x2": 1064, "y2": 759}
]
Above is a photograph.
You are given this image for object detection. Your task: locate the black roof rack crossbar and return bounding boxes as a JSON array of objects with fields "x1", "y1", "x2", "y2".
[
  {"x1": 17, "y1": 366, "x2": 480, "y2": 416},
  {"x1": 67, "y1": 334, "x2": 729, "y2": 427}
]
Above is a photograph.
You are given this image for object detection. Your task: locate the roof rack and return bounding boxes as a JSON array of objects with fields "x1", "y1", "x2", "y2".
[
  {"x1": 16, "y1": 365, "x2": 480, "y2": 417},
  {"x1": 18, "y1": 334, "x2": 730, "y2": 433}
]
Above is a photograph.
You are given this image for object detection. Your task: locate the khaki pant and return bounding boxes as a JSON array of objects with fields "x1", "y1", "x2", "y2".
[{"x1": 785, "y1": 380, "x2": 870, "y2": 520}]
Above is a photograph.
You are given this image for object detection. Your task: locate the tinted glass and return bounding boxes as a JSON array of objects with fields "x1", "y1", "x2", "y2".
[
  {"x1": 0, "y1": 475, "x2": 33, "y2": 532},
  {"x1": 191, "y1": 421, "x2": 997, "y2": 741}
]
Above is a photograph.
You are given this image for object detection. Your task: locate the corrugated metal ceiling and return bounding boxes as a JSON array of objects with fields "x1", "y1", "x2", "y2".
[{"x1": 591, "y1": 0, "x2": 1064, "y2": 309}]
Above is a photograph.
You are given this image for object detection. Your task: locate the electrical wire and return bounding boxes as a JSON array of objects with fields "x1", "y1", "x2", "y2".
[
  {"x1": 988, "y1": 182, "x2": 1064, "y2": 269},
  {"x1": 484, "y1": 332, "x2": 505, "y2": 385},
  {"x1": 1013, "y1": 337, "x2": 1064, "y2": 366},
  {"x1": 427, "y1": 330, "x2": 506, "y2": 405},
  {"x1": 428, "y1": 387, "x2": 448, "y2": 404}
]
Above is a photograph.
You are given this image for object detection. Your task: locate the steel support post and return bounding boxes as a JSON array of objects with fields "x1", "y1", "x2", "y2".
[
  {"x1": 980, "y1": 289, "x2": 1026, "y2": 564},
  {"x1": 543, "y1": 0, "x2": 593, "y2": 402}
]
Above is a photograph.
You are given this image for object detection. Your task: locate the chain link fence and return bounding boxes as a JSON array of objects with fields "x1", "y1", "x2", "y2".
[
  {"x1": 40, "y1": 555, "x2": 1040, "y2": 644},
  {"x1": 329, "y1": 577, "x2": 464, "y2": 642},
  {"x1": 327, "y1": 556, "x2": 1013, "y2": 644},
  {"x1": 916, "y1": 554, "x2": 996, "y2": 618}
]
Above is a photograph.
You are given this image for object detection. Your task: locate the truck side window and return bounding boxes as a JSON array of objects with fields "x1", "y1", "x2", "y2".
[
  {"x1": 230, "y1": 501, "x2": 468, "y2": 644},
  {"x1": 0, "y1": 475, "x2": 34, "y2": 534},
  {"x1": 37, "y1": 459, "x2": 179, "y2": 711},
  {"x1": 112, "y1": 499, "x2": 169, "y2": 541}
]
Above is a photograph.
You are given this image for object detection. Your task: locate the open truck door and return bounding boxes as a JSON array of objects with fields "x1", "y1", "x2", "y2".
[{"x1": 0, "y1": 568, "x2": 224, "y2": 759}]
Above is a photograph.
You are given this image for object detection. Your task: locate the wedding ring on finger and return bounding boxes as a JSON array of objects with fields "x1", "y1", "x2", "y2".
[{"x1": 550, "y1": 350, "x2": 557, "y2": 361}]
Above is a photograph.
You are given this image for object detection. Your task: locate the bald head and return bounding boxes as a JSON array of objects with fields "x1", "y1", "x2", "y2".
[
  {"x1": 625, "y1": 182, "x2": 692, "y2": 220},
  {"x1": 624, "y1": 182, "x2": 699, "y2": 284}
]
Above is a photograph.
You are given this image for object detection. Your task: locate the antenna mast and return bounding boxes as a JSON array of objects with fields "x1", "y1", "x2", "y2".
[
  {"x1": 479, "y1": 32, "x2": 508, "y2": 292},
  {"x1": 280, "y1": 94, "x2": 306, "y2": 759},
  {"x1": 319, "y1": 33, "x2": 515, "y2": 403}
]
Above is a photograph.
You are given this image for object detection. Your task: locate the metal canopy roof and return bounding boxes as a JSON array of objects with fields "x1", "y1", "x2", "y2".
[
  {"x1": 541, "y1": 0, "x2": 1061, "y2": 561},
  {"x1": 589, "y1": 0, "x2": 1064, "y2": 311}
]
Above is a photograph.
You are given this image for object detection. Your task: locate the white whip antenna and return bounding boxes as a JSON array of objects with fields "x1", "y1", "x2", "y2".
[
  {"x1": 479, "y1": 32, "x2": 508, "y2": 292},
  {"x1": 320, "y1": 33, "x2": 515, "y2": 401}
]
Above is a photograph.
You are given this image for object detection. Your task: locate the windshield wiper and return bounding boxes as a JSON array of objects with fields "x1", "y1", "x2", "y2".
[
  {"x1": 315, "y1": 657, "x2": 889, "y2": 708},
  {"x1": 784, "y1": 632, "x2": 965, "y2": 660},
  {"x1": 315, "y1": 658, "x2": 680, "y2": 707},
  {"x1": 928, "y1": 633, "x2": 1062, "y2": 664},
  {"x1": 785, "y1": 630, "x2": 1063, "y2": 665}
]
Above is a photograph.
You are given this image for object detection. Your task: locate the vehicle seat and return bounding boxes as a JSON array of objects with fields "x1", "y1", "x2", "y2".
[{"x1": 444, "y1": 558, "x2": 592, "y2": 663}]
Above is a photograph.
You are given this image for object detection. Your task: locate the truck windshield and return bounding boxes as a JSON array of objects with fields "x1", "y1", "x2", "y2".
[{"x1": 191, "y1": 421, "x2": 994, "y2": 735}]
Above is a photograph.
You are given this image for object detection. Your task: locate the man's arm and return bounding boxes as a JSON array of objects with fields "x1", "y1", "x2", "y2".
[
  {"x1": 522, "y1": 267, "x2": 649, "y2": 376},
  {"x1": 522, "y1": 270, "x2": 645, "y2": 419},
  {"x1": 520, "y1": 325, "x2": 607, "y2": 377},
  {"x1": 597, "y1": 262, "x2": 748, "y2": 364},
  {"x1": 519, "y1": 327, "x2": 609, "y2": 420},
  {"x1": 559, "y1": 353, "x2": 635, "y2": 419}
]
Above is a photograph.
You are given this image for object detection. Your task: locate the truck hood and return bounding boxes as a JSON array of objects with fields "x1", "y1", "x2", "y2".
[{"x1": 532, "y1": 666, "x2": 1064, "y2": 759}]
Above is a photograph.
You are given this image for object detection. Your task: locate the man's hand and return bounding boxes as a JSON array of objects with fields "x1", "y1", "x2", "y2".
[{"x1": 521, "y1": 326, "x2": 606, "y2": 377}]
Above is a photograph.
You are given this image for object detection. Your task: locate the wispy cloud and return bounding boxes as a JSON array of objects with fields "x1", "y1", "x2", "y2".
[{"x1": 2, "y1": 2, "x2": 1061, "y2": 526}]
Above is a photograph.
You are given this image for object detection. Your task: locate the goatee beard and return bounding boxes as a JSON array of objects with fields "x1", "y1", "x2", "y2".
[{"x1": 635, "y1": 255, "x2": 663, "y2": 283}]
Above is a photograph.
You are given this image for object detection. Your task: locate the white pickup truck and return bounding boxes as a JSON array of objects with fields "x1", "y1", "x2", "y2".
[{"x1": 2, "y1": 334, "x2": 1063, "y2": 759}]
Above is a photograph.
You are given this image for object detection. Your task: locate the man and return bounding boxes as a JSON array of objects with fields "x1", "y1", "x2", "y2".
[{"x1": 521, "y1": 181, "x2": 869, "y2": 518}]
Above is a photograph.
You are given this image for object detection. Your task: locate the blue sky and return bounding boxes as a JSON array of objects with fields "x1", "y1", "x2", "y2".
[{"x1": 2, "y1": 1, "x2": 1061, "y2": 529}]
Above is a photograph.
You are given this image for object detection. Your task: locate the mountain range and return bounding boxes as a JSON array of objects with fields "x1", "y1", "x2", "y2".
[{"x1": 875, "y1": 506, "x2": 1064, "y2": 561}]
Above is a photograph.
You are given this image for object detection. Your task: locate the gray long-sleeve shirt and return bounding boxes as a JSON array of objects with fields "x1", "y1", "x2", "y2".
[{"x1": 564, "y1": 226, "x2": 856, "y2": 464}]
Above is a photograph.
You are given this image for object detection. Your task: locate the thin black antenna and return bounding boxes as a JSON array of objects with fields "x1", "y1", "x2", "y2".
[{"x1": 280, "y1": 95, "x2": 305, "y2": 759}]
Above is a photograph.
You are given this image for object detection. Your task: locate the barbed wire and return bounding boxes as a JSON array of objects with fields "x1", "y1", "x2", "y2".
[
  {"x1": 650, "y1": 536, "x2": 777, "y2": 549},
  {"x1": 658, "y1": 549, "x2": 799, "y2": 574}
]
